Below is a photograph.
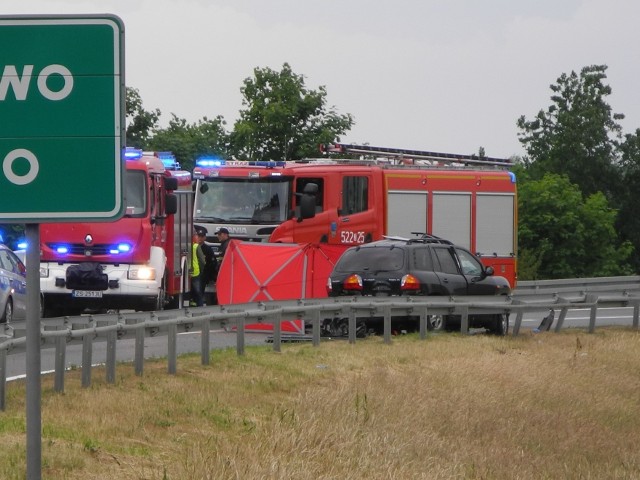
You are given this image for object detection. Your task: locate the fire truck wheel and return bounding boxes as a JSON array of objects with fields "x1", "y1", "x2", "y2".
[
  {"x1": 154, "y1": 288, "x2": 166, "y2": 311},
  {"x1": 155, "y1": 277, "x2": 167, "y2": 312}
]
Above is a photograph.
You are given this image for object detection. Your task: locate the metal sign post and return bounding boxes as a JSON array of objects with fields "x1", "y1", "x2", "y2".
[{"x1": 0, "y1": 15, "x2": 124, "y2": 479}]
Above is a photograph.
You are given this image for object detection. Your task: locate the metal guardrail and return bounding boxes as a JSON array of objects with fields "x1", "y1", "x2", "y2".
[{"x1": 1, "y1": 275, "x2": 640, "y2": 410}]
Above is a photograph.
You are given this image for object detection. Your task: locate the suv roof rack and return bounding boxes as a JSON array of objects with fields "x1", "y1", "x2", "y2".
[
  {"x1": 407, "y1": 233, "x2": 454, "y2": 245},
  {"x1": 381, "y1": 233, "x2": 454, "y2": 246}
]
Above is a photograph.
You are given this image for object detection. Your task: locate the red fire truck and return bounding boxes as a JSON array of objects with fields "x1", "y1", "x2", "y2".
[
  {"x1": 193, "y1": 143, "x2": 517, "y2": 288},
  {"x1": 39, "y1": 150, "x2": 194, "y2": 317}
]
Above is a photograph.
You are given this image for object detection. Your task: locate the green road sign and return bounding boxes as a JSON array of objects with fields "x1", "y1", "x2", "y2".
[{"x1": 0, "y1": 14, "x2": 125, "y2": 222}]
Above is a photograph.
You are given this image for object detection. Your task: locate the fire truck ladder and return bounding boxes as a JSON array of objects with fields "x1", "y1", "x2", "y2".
[{"x1": 322, "y1": 143, "x2": 513, "y2": 168}]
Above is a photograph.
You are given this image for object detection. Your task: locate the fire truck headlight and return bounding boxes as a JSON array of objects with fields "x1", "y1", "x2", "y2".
[
  {"x1": 128, "y1": 267, "x2": 156, "y2": 281},
  {"x1": 39, "y1": 267, "x2": 49, "y2": 278}
]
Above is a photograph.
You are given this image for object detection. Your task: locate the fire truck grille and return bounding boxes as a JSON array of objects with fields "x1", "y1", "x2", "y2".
[{"x1": 47, "y1": 243, "x2": 113, "y2": 256}]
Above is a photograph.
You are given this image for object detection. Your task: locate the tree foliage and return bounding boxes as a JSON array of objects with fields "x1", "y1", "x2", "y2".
[
  {"x1": 231, "y1": 63, "x2": 354, "y2": 161},
  {"x1": 125, "y1": 87, "x2": 161, "y2": 148},
  {"x1": 147, "y1": 115, "x2": 229, "y2": 172},
  {"x1": 518, "y1": 173, "x2": 632, "y2": 279},
  {"x1": 517, "y1": 65, "x2": 624, "y2": 198},
  {"x1": 615, "y1": 128, "x2": 640, "y2": 271}
]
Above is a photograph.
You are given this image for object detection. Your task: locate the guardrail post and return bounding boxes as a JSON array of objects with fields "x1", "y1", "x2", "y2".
[
  {"x1": 512, "y1": 302, "x2": 524, "y2": 336},
  {"x1": 97, "y1": 320, "x2": 117, "y2": 384},
  {"x1": 587, "y1": 294, "x2": 598, "y2": 333},
  {"x1": 52, "y1": 325, "x2": 67, "y2": 392},
  {"x1": 311, "y1": 310, "x2": 321, "y2": 347},
  {"x1": 71, "y1": 322, "x2": 92, "y2": 388},
  {"x1": 554, "y1": 306, "x2": 569, "y2": 333},
  {"x1": 509, "y1": 300, "x2": 524, "y2": 337},
  {"x1": 200, "y1": 314, "x2": 210, "y2": 366},
  {"x1": 133, "y1": 320, "x2": 145, "y2": 376},
  {"x1": 383, "y1": 306, "x2": 392, "y2": 345},
  {"x1": 272, "y1": 311, "x2": 282, "y2": 353},
  {"x1": 459, "y1": 306, "x2": 469, "y2": 334},
  {"x1": 237, "y1": 316, "x2": 245, "y2": 356},
  {"x1": 419, "y1": 307, "x2": 427, "y2": 340},
  {"x1": 168, "y1": 322, "x2": 177, "y2": 375},
  {"x1": 0, "y1": 348, "x2": 6, "y2": 411},
  {"x1": 632, "y1": 301, "x2": 640, "y2": 330},
  {"x1": 348, "y1": 308, "x2": 356, "y2": 344}
]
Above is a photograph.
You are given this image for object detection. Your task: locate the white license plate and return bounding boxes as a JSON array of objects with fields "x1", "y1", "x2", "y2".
[{"x1": 72, "y1": 290, "x2": 103, "y2": 298}]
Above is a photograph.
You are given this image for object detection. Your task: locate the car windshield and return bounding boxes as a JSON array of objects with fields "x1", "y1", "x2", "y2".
[
  {"x1": 194, "y1": 178, "x2": 290, "y2": 224},
  {"x1": 335, "y1": 246, "x2": 405, "y2": 272}
]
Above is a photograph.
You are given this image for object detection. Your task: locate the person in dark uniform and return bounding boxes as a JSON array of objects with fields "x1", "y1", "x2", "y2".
[
  {"x1": 197, "y1": 226, "x2": 217, "y2": 286},
  {"x1": 216, "y1": 227, "x2": 231, "y2": 258}
]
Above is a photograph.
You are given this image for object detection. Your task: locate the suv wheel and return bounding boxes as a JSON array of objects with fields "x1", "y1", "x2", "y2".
[
  {"x1": 427, "y1": 314, "x2": 446, "y2": 332},
  {"x1": 492, "y1": 314, "x2": 509, "y2": 336}
]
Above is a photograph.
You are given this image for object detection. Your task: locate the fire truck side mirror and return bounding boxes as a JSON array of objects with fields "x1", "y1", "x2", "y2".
[
  {"x1": 165, "y1": 177, "x2": 178, "y2": 191},
  {"x1": 165, "y1": 193, "x2": 178, "y2": 215}
]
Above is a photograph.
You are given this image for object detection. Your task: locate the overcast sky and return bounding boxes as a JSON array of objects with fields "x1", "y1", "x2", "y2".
[{"x1": 4, "y1": 0, "x2": 639, "y2": 159}]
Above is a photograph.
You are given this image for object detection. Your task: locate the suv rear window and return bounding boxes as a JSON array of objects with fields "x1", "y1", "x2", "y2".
[{"x1": 335, "y1": 246, "x2": 404, "y2": 272}]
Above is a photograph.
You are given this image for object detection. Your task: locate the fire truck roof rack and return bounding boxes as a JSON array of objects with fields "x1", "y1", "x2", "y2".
[{"x1": 321, "y1": 143, "x2": 513, "y2": 168}]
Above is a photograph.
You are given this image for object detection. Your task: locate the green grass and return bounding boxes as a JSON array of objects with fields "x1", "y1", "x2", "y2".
[{"x1": 1, "y1": 329, "x2": 640, "y2": 479}]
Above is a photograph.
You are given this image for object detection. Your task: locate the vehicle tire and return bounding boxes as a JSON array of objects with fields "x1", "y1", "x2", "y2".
[
  {"x1": 1, "y1": 298, "x2": 12, "y2": 323},
  {"x1": 155, "y1": 275, "x2": 167, "y2": 311},
  {"x1": 427, "y1": 314, "x2": 446, "y2": 332},
  {"x1": 492, "y1": 314, "x2": 509, "y2": 336}
]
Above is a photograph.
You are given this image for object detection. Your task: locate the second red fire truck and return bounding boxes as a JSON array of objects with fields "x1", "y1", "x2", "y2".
[{"x1": 192, "y1": 143, "x2": 518, "y2": 288}]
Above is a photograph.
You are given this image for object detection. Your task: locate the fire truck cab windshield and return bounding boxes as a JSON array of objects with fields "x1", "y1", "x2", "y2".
[{"x1": 194, "y1": 178, "x2": 290, "y2": 224}]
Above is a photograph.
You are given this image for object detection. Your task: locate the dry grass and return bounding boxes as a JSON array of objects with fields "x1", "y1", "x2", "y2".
[{"x1": 2, "y1": 328, "x2": 640, "y2": 479}]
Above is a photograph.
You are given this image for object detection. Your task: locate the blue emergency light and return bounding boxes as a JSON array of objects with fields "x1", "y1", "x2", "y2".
[
  {"x1": 108, "y1": 243, "x2": 131, "y2": 255},
  {"x1": 123, "y1": 148, "x2": 143, "y2": 160},
  {"x1": 196, "y1": 156, "x2": 225, "y2": 167}
]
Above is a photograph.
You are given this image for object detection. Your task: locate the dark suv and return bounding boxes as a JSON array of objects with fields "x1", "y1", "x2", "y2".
[{"x1": 326, "y1": 235, "x2": 511, "y2": 335}]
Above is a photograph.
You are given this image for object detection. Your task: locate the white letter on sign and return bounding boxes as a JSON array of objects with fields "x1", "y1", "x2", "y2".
[
  {"x1": 0, "y1": 65, "x2": 34, "y2": 100},
  {"x1": 3, "y1": 149, "x2": 40, "y2": 186},
  {"x1": 37, "y1": 64, "x2": 73, "y2": 101}
]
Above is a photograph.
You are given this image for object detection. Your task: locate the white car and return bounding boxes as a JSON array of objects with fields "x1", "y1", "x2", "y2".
[{"x1": 0, "y1": 244, "x2": 27, "y2": 322}]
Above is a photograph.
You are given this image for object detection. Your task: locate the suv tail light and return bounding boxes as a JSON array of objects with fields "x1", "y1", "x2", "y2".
[
  {"x1": 401, "y1": 274, "x2": 420, "y2": 291},
  {"x1": 342, "y1": 274, "x2": 363, "y2": 291}
]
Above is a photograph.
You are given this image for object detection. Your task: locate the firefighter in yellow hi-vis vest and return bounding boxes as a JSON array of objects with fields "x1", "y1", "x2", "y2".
[{"x1": 190, "y1": 228, "x2": 206, "y2": 306}]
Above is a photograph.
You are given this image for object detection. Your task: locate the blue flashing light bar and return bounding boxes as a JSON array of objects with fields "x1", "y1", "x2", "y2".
[
  {"x1": 248, "y1": 161, "x2": 286, "y2": 168},
  {"x1": 196, "y1": 156, "x2": 225, "y2": 167},
  {"x1": 17, "y1": 241, "x2": 28, "y2": 249},
  {"x1": 55, "y1": 246, "x2": 69, "y2": 254},
  {"x1": 123, "y1": 147, "x2": 143, "y2": 160}
]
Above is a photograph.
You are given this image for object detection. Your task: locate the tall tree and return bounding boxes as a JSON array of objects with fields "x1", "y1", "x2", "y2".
[
  {"x1": 516, "y1": 65, "x2": 624, "y2": 198},
  {"x1": 231, "y1": 63, "x2": 354, "y2": 161},
  {"x1": 148, "y1": 114, "x2": 229, "y2": 171},
  {"x1": 125, "y1": 87, "x2": 161, "y2": 149}
]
